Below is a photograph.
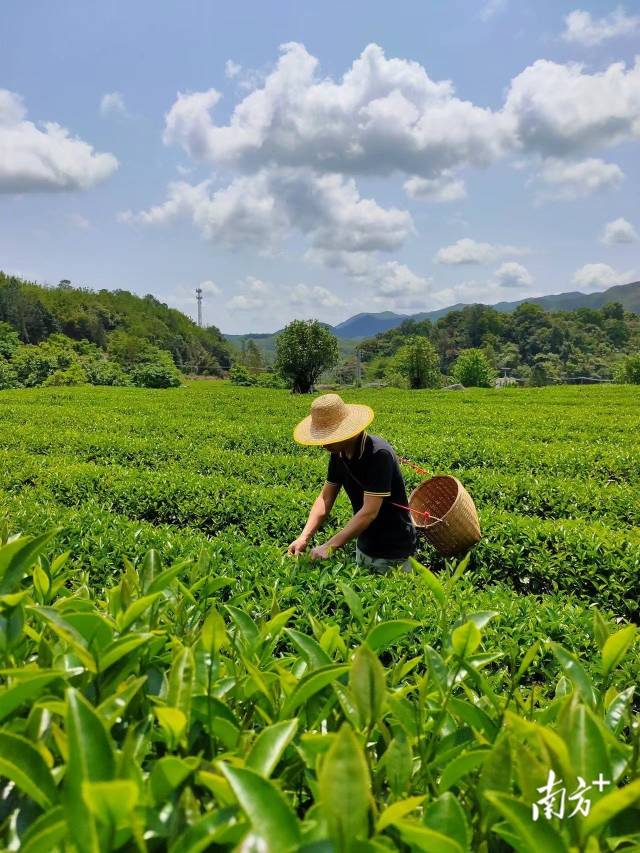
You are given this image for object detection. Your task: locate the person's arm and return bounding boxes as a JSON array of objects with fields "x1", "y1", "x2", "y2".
[
  {"x1": 310, "y1": 493, "x2": 384, "y2": 559},
  {"x1": 288, "y1": 482, "x2": 340, "y2": 555}
]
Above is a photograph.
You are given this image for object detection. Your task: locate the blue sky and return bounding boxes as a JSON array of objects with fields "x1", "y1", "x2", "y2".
[{"x1": 2, "y1": 0, "x2": 640, "y2": 333}]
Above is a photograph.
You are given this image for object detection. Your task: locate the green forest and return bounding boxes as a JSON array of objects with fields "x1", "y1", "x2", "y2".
[
  {"x1": 0, "y1": 272, "x2": 232, "y2": 389},
  {"x1": 358, "y1": 300, "x2": 640, "y2": 386}
]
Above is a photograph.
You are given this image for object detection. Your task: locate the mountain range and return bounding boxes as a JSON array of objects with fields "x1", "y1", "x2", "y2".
[{"x1": 226, "y1": 280, "x2": 640, "y2": 346}]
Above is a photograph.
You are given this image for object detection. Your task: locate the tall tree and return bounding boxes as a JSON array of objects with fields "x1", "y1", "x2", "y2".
[{"x1": 275, "y1": 320, "x2": 339, "y2": 393}]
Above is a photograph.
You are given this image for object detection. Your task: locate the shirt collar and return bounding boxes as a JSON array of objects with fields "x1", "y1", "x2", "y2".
[{"x1": 340, "y1": 430, "x2": 367, "y2": 462}]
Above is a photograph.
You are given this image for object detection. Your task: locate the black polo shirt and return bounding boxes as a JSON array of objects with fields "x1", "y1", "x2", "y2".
[{"x1": 327, "y1": 431, "x2": 417, "y2": 560}]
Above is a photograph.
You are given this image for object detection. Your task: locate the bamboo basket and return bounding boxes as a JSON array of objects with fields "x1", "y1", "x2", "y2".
[{"x1": 408, "y1": 475, "x2": 481, "y2": 557}]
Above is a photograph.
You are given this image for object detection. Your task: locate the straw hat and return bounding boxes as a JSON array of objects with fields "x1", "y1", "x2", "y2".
[{"x1": 293, "y1": 393, "x2": 374, "y2": 446}]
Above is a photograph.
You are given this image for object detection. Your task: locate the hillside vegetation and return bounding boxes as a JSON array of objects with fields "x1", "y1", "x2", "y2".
[
  {"x1": 0, "y1": 271, "x2": 231, "y2": 375},
  {"x1": 359, "y1": 300, "x2": 640, "y2": 384}
]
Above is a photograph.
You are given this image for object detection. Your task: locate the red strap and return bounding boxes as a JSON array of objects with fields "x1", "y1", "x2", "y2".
[{"x1": 398, "y1": 456, "x2": 431, "y2": 476}]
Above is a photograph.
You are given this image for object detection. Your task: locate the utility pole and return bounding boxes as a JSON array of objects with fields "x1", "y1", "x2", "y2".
[{"x1": 195, "y1": 287, "x2": 203, "y2": 328}]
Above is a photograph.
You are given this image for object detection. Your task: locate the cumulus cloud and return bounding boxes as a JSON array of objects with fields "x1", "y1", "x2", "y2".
[
  {"x1": 290, "y1": 284, "x2": 344, "y2": 308},
  {"x1": 99, "y1": 92, "x2": 127, "y2": 117},
  {"x1": 435, "y1": 238, "x2": 529, "y2": 265},
  {"x1": 494, "y1": 261, "x2": 533, "y2": 288},
  {"x1": 535, "y1": 157, "x2": 624, "y2": 200},
  {"x1": 163, "y1": 43, "x2": 512, "y2": 178},
  {"x1": 562, "y1": 7, "x2": 640, "y2": 47},
  {"x1": 503, "y1": 57, "x2": 640, "y2": 158},
  {"x1": 227, "y1": 276, "x2": 271, "y2": 311},
  {"x1": 404, "y1": 171, "x2": 466, "y2": 202},
  {"x1": 0, "y1": 89, "x2": 118, "y2": 193},
  {"x1": 67, "y1": 213, "x2": 91, "y2": 230},
  {"x1": 122, "y1": 167, "x2": 413, "y2": 256},
  {"x1": 601, "y1": 217, "x2": 638, "y2": 246},
  {"x1": 572, "y1": 262, "x2": 633, "y2": 291}
]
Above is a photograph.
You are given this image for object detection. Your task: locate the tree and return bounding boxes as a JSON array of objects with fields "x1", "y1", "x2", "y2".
[
  {"x1": 391, "y1": 336, "x2": 442, "y2": 389},
  {"x1": 452, "y1": 348, "x2": 496, "y2": 387},
  {"x1": 244, "y1": 340, "x2": 263, "y2": 374},
  {"x1": 275, "y1": 320, "x2": 339, "y2": 393},
  {"x1": 0, "y1": 358, "x2": 17, "y2": 390}
]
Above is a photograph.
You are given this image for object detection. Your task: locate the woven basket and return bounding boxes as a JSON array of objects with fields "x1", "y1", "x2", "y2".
[{"x1": 408, "y1": 476, "x2": 481, "y2": 557}]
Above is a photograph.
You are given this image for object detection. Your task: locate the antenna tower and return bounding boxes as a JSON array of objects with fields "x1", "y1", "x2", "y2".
[{"x1": 196, "y1": 287, "x2": 203, "y2": 327}]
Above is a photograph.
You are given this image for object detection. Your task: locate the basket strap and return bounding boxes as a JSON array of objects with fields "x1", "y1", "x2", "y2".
[
  {"x1": 398, "y1": 456, "x2": 431, "y2": 476},
  {"x1": 339, "y1": 456, "x2": 432, "y2": 521}
]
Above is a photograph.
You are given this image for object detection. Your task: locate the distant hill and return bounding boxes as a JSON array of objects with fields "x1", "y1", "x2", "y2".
[
  {"x1": 226, "y1": 281, "x2": 640, "y2": 344},
  {"x1": 0, "y1": 272, "x2": 231, "y2": 373}
]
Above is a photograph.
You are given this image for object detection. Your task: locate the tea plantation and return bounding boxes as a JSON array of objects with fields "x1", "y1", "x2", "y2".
[{"x1": 0, "y1": 381, "x2": 639, "y2": 851}]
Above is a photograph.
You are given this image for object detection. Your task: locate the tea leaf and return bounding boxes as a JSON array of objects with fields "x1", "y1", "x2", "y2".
[
  {"x1": 0, "y1": 731, "x2": 58, "y2": 808},
  {"x1": 220, "y1": 763, "x2": 301, "y2": 852},
  {"x1": 246, "y1": 718, "x2": 299, "y2": 778},
  {"x1": 601, "y1": 625, "x2": 636, "y2": 677},
  {"x1": 319, "y1": 723, "x2": 371, "y2": 849}
]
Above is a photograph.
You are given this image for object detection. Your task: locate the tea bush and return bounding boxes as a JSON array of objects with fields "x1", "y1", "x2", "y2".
[{"x1": 0, "y1": 381, "x2": 639, "y2": 849}]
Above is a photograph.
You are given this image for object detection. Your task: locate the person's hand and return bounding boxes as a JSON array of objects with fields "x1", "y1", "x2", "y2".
[
  {"x1": 310, "y1": 542, "x2": 333, "y2": 561},
  {"x1": 288, "y1": 535, "x2": 309, "y2": 556}
]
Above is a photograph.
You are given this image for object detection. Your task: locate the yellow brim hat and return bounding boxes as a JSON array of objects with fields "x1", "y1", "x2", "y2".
[{"x1": 293, "y1": 393, "x2": 374, "y2": 446}]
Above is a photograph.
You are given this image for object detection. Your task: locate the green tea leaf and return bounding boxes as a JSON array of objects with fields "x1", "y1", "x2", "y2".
[
  {"x1": 395, "y1": 820, "x2": 464, "y2": 853},
  {"x1": 349, "y1": 644, "x2": 386, "y2": 729},
  {"x1": 339, "y1": 581, "x2": 365, "y2": 624},
  {"x1": 581, "y1": 779, "x2": 640, "y2": 839},
  {"x1": 0, "y1": 529, "x2": 59, "y2": 594},
  {"x1": 423, "y1": 792, "x2": 470, "y2": 851},
  {"x1": 82, "y1": 779, "x2": 139, "y2": 826},
  {"x1": 451, "y1": 621, "x2": 481, "y2": 659},
  {"x1": 550, "y1": 643, "x2": 596, "y2": 708},
  {"x1": 19, "y1": 807, "x2": 66, "y2": 853},
  {"x1": 410, "y1": 557, "x2": 445, "y2": 607},
  {"x1": 365, "y1": 619, "x2": 419, "y2": 652},
  {"x1": 439, "y1": 749, "x2": 488, "y2": 793},
  {"x1": 0, "y1": 731, "x2": 58, "y2": 808},
  {"x1": 376, "y1": 796, "x2": 425, "y2": 832},
  {"x1": 601, "y1": 625, "x2": 636, "y2": 677},
  {"x1": 246, "y1": 718, "x2": 299, "y2": 778},
  {"x1": 280, "y1": 664, "x2": 350, "y2": 718},
  {"x1": 484, "y1": 792, "x2": 569, "y2": 853},
  {"x1": 0, "y1": 672, "x2": 64, "y2": 723},
  {"x1": 29, "y1": 606, "x2": 97, "y2": 672},
  {"x1": 319, "y1": 723, "x2": 371, "y2": 849},
  {"x1": 285, "y1": 627, "x2": 333, "y2": 669},
  {"x1": 220, "y1": 763, "x2": 300, "y2": 852}
]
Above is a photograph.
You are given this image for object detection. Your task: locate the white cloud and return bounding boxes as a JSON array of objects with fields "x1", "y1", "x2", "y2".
[
  {"x1": 123, "y1": 167, "x2": 413, "y2": 257},
  {"x1": 99, "y1": 92, "x2": 127, "y2": 117},
  {"x1": 227, "y1": 276, "x2": 272, "y2": 311},
  {"x1": 199, "y1": 279, "x2": 222, "y2": 295},
  {"x1": 535, "y1": 157, "x2": 624, "y2": 200},
  {"x1": 0, "y1": 89, "x2": 118, "y2": 193},
  {"x1": 374, "y1": 261, "x2": 431, "y2": 297},
  {"x1": 572, "y1": 263, "x2": 633, "y2": 291},
  {"x1": 503, "y1": 57, "x2": 640, "y2": 157},
  {"x1": 163, "y1": 43, "x2": 512, "y2": 178},
  {"x1": 562, "y1": 7, "x2": 640, "y2": 47},
  {"x1": 494, "y1": 261, "x2": 533, "y2": 288},
  {"x1": 290, "y1": 284, "x2": 344, "y2": 308},
  {"x1": 228, "y1": 293, "x2": 265, "y2": 310},
  {"x1": 435, "y1": 238, "x2": 529, "y2": 265},
  {"x1": 404, "y1": 171, "x2": 466, "y2": 202},
  {"x1": 601, "y1": 217, "x2": 638, "y2": 246},
  {"x1": 225, "y1": 60, "x2": 242, "y2": 79}
]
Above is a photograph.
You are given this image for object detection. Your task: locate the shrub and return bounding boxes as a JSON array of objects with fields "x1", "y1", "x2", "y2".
[
  {"x1": 84, "y1": 358, "x2": 131, "y2": 386},
  {"x1": 229, "y1": 364, "x2": 256, "y2": 386},
  {"x1": 0, "y1": 357, "x2": 18, "y2": 389},
  {"x1": 43, "y1": 363, "x2": 88, "y2": 387},
  {"x1": 453, "y1": 348, "x2": 496, "y2": 387},
  {"x1": 613, "y1": 353, "x2": 640, "y2": 384},
  {"x1": 130, "y1": 352, "x2": 183, "y2": 388},
  {"x1": 0, "y1": 321, "x2": 20, "y2": 359},
  {"x1": 255, "y1": 371, "x2": 287, "y2": 389}
]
